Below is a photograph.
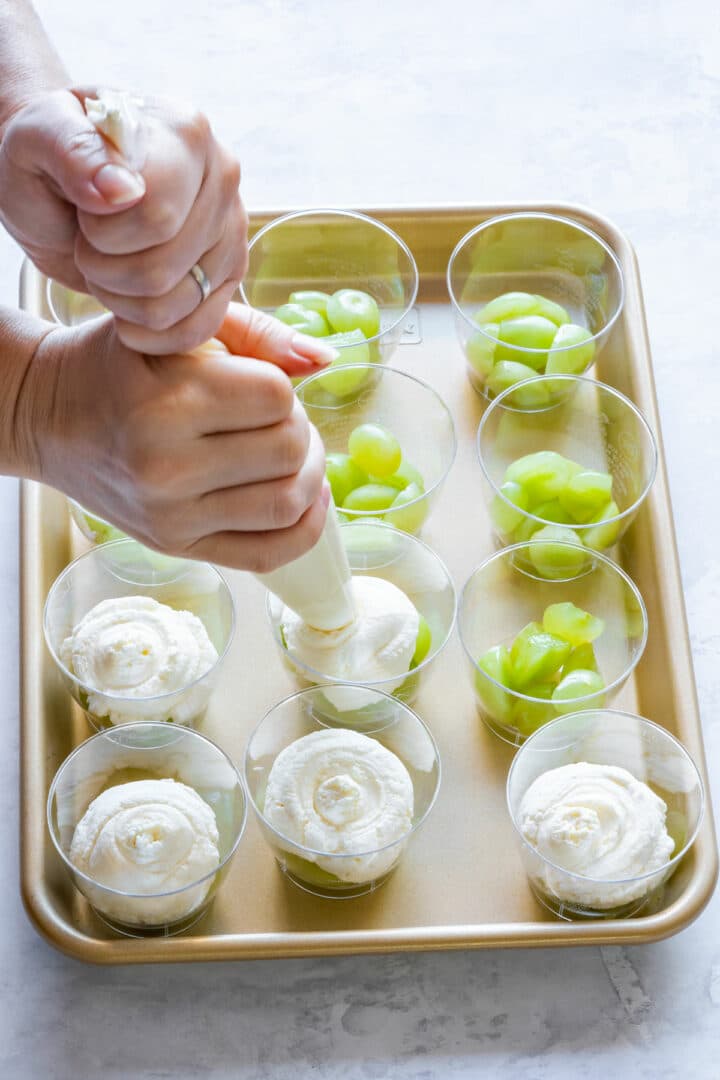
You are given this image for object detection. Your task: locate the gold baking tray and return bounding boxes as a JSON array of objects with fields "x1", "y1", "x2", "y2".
[{"x1": 19, "y1": 204, "x2": 718, "y2": 963}]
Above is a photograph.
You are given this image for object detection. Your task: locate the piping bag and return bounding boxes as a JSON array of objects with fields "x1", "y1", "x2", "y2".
[{"x1": 86, "y1": 90, "x2": 356, "y2": 631}]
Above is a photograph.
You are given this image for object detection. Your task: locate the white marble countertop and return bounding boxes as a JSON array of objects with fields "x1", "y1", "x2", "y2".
[{"x1": 1, "y1": 1, "x2": 719, "y2": 1076}]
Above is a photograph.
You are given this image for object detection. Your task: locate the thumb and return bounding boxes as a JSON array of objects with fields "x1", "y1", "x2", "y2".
[
  {"x1": 12, "y1": 89, "x2": 146, "y2": 213},
  {"x1": 215, "y1": 303, "x2": 339, "y2": 377}
]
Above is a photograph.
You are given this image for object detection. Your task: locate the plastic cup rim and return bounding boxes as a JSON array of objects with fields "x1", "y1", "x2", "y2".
[
  {"x1": 46, "y1": 720, "x2": 248, "y2": 901},
  {"x1": 505, "y1": 708, "x2": 706, "y2": 886},
  {"x1": 446, "y1": 210, "x2": 626, "y2": 351},
  {"x1": 243, "y1": 685, "x2": 442, "y2": 861},
  {"x1": 238, "y1": 207, "x2": 420, "y2": 347}
]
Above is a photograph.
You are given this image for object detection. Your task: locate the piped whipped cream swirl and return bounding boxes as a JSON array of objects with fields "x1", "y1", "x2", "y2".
[
  {"x1": 60, "y1": 596, "x2": 218, "y2": 724},
  {"x1": 70, "y1": 779, "x2": 220, "y2": 925},
  {"x1": 281, "y1": 576, "x2": 419, "y2": 712},
  {"x1": 264, "y1": 728, "x2": 414, "y2": 883},
  {"x1": 518, "y1": 762, "x2": 675, "y2": 908}
]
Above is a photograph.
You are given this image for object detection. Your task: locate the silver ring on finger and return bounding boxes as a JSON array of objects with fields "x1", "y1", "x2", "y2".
[{"x1": 189, "y1": 262, "x2": 211, "y2": 303}]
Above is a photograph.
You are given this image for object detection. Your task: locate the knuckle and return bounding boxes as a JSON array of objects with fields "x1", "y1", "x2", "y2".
[
  {"x1": 278, "y1": 419, "x2": 309, "y2": 475},
  {"x1": 136, "y1": 259, "x2": 175, "y2": 298},
  {"x1": 258, "y1": 366, "x2": 294, "y2": 418},
  {"x1": 271, "y1": 481, "x2": 305, "y2": 529},
  {"x1": 183, "y1": 109, "x2": 211, "y2": 150},
  {"x1": 140, "y1": 198, "x2": 180, "y2": 245}
]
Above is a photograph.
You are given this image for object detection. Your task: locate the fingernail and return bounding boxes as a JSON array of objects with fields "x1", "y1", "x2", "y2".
[
  {"x1": 92, "y1": 163, "x2": 146, "y2": 205},
  {"x1": 291, "y1": 332, "x2": 340, "y2": 367}
]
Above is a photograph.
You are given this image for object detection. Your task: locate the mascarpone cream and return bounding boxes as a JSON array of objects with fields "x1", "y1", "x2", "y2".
[
  {"x1": 70, "y1": 778, "x2": 220, "y2": 924},
  {"x1": 263, "y1": 728, "x2": 414, "y2": 883},
  {"x1": 518, "y1": 762, "x2": 675, "y2": 908}
]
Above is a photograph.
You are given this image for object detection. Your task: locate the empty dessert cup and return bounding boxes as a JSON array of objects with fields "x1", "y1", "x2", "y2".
[
  {"x1": 266, "y1": 521, "x2": 456, "y2": 725},
  {"x1": 244, "y1": 686, "x2": 441, "y2": 898},
  {"x1": 43, "y1": 538, "x2": 234, "y2": 730},
  {"x1": 239, "y1": 208, "x2": 418, "y2": 388},
  {"x1": 447, "y1": 212, "x2": 624, "y2": 399},
  {"x1": 477, "y1": 374, "x2": 658, "y2": 566},
  {"x1": 506, "y1": 710, "x2": 704, "y2": 920},
  {"x1": 296, "y1": 364, "x2": 457, "y2": 534},
  {"x1": 458, "y1": 542, "x2": 648, "y2": 746},
  {"x1": 47, "y1": 721, "x2": 247, "y2": 936}
]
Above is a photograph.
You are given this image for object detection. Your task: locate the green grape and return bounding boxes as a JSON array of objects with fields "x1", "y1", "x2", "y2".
[
  {"x1": 531, "y1": 500, "x2": 574, "y2": 526},
  {"x1": 411, "y1": 615, "x2": 432, "y2": 667},
  {"x1": 665, "y1": 810, "x2": 687, "y2": 858},
  {"x1": 513, "y1": 684, "x2": 557, "y2": 737},
  {"x1": 532, "y1": 295, "x2": 570, "y2": 326},
  {"x1": 281, "y1": 852, "x2": 345, "y2": 888},
  {"x1": 326, "y1": 289, "x2": 381, "y2": 338},
  {"x1": 274, "y1": 302, "x2": 330, "y2": 337},
  {"x1": 342, "y1": 483, "x2": 399, "y2": 513},
  {"x1": 509, "y1": 622, "x2": 572, "y2": 689},
  {"x1": 466, "y1": 324, "x2": 498, "y2": 378},
  {"x1": 506, "y1": 451, "x2": 581, "y2": 506},
  {"x1": 490, "y1": 480, "x2": 529, "y2": 536},
  {"x1": 81, "y1": 511, "x2": 126, "y2": 544},
  {"x1": 288, "y1": 290, "x2": 331, "y2": 315},
  {"x1": 527, "y1": 525, "x2": 589, "y2": 579},
  {"x1": 551, "y1": 669, "x2": 605, "y2": 712},
  {"x1": 486, "y1": 360, "x2": 548, "y2": 403},
  {"x1": 475, "y1": 645, "x2": 514, "y2": 723},
  {"x1": 380, "y1": 460, "x2": 425, "y2": 492},
  {"x1": 325, "y1": 452, "x2": 368, "y2": 507},
  {"x1": 562, "y1": 642, "x2": 600, "y2": 676},
  {"x1": 384, "y1": 482, "x2": 427, "y2": 534},
  {"x1": 348, "y1": 423, "x2": 402, "y2": 477},
  {"x1": 513, "y1": 514, "x2": 544, "y2": 543},
  {"x1": 558, "y1": 469, "x2": 614, "y2": 523},
  {"x1": 474, "y1": 292, "x2": 540, "y2": 324},
  {"x1": 495, "y1": 315, "x2": 559, "y2": 367},
  {"x1": 313, "y1": 330, "x2": 370, "y2": 396},
  {"x1": 543, "y1": 602, "x2": 605, "y2": 646},
  {"x1": 582, "y1": 500, "x2": 622, "y2": 551},
  {"x1": 545, "y1": 323, "x2": 596, "y2": 375}
]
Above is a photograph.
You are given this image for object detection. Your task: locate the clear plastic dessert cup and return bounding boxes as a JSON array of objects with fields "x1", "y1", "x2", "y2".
[
  {"x1": 447, "y1": 212, "x2": 624, "y2": 399},
  {"x1": 239, "y1": 208, "x2": 418, "y2": 394},
  {"x1": 244, "y1": 686, "x2": 441, "y2": 898},
  {"x1": 506, "y1": 710, "x2": 704, "y2": 919},
  {"x1": 296, "y1": 364, "x2": 457, "y2": 534},
  {"x1": 68, "y1": 498, "x2": 127, "y2": 545},
  {"x1": 266, "y1": 521, "x2": 456, "y2": 725},
  {"x1": 458, "y1": 542, "x2": 648, "y2": 746},
  {"x1": 47, "y1": 278, "x2": 106, "y2": 326},
  {"x1": 477, "y1": 374, "x2": 658, "y2": 566},
  {"x1": 43, "y1": 539, "x2": 234, "y2": 730},
  {"x1": 47, "y1": 721, "x2": 247, "y2": 936}
]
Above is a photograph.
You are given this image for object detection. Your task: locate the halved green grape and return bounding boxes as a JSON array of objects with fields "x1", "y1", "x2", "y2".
[
  {"x1": 545, "y1": 323, "x2": 596, "y2": 375},
  {"x1": 274, "y1": 302, "x2": 330, "y2": 337},
  {"x1": 486, "y1": 360, "x2": 548, "y2": 403},
  {"x1": 313, "y1": 330, "x2": 371, "y2": 396},
  {"x1": 509, "y1": 622, "x2": 571, "y2": 690},
  {"x1": 474, "y1": 292, "x2": 540, "y2": 324},
  {"x1": 348, "y1": 423, "x2": 402, "y2": 477},
  {"x1": 466, "y1": 324, "x2": 498, "y2": 378},
  {"x1": 542, "y1": 602, "x2": 605, "y2": 646},
  {"x1": 558, "y1": 469, "x2": 614, "y2": 523},
  {"x1": 513, "y1": 514, "x2": 544, "y2": 543},
  {"x1": 506, "y1": 451, "x2": 581, "y2": 506},
  {"x1": 513, "y1": 685, "x2": 556, "y2": 736},
  {"x1": 379, "y1": 460, "x2": 425, "y2": 492},
  {"x1": 342, "y1": 483, "x2": 399, "y2": 513},
  {"x1": 411, "y1": 615, "x2": 432, "y2": 667},
  {"x1": 562, "y1": 642, "x2": 600, "y2": 676},
  {"x1": 551, "y1": 669, "x2": 605, "y2": 712},
  {"x1": 527, "y1": 525, "x2": 589, "y2": 579},
  {"x1": 531, "y1": 500, "x2": 574, "y2": 526},
  {"x1": 475, "y1": 644, "x2": 514, "y2": 723},
  {"x1": 288, "y1": 290, "x2": 331, "y2": 315},
  {"x1": 582, "y1": 500, "x2": 622, "y2": 551},
  {"x1": 81, "y1": 511, "x2": 126, "y2": 544},
  {"x1": 325, "y1": 452, "x2": 368, "y2": 507},
  {"x1": 495, "y1": 315, "x2": 559, "y2": 368},
  {"x1": 326, "y1": 289, "x2": 381, "y2": 338},
  {"x1": 490, "y1": 480, "x2": 529, "y2": 535},
  {"x1": 532, "y1": 295, "x2": 570, "y2": 326},
  {"x1": 384, "y1": 482, "x2": 427, "y2": 533}
]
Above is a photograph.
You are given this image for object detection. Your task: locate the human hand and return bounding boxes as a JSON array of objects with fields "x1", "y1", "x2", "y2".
[
  {"x1": 0, "y1": 87, "x2": 247, "y2": 353},
  {"x1": 22, "y1": 303, "x2": 338, "y2": 572}
]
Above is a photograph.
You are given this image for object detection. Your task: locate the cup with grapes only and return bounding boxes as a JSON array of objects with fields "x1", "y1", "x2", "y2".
[
  {"x1": 506, "y1": 710, "x2": 704, "y2": 919},
  {"x1": 44, "y1": 539, "x2": 235, "y2": 731},
  {"x1": 458, "y1": 541, "x2": 648, "y2": 746},
  {"x1": 47, "y1": 721, "x2": 247, "y2": 936},
  {"x1": 239, "y1": 209, "x2": 419, "y2": 399},
  {"x1": 266, "y1": 521, "x2": 456, "y2": 728},
  {"x1": 297, "y1": 364, "x2": 456, "y2": 535},
  {"x1": 447, "y1": 212, "x2": 624, "y2": 401},
  {"x1": 476, "y1": 374, "x2": 658, "y2": 572},
  {"x1": 244, "y1": 686, "x2": 441, "y2": 898}
]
